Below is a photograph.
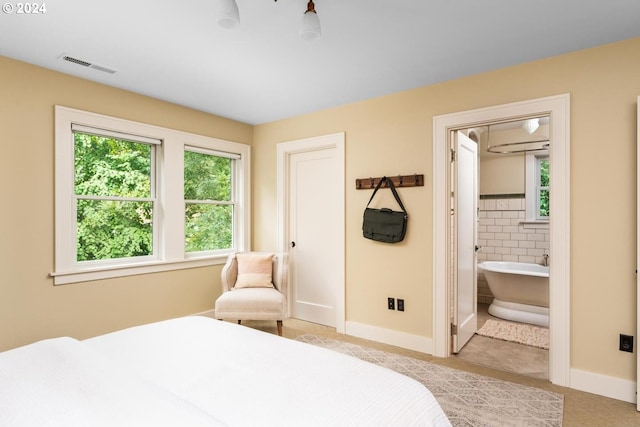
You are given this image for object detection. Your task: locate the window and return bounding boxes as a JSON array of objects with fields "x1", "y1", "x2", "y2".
[
  {"x1": 184, "y1": 147, "x2": 237, "y2": 253},
  {"x1": 74, "y1": 126, "x2": 158, "y2": 263},
  {"x1": 525, "y1": 152, "x2": 550, "y2": 221},
  {"x1": 537, "y1": 156, "x2": 550, "y2": 218},
  {"x1": 54, "y1": 106, "x2": 250, "y2": 285}
]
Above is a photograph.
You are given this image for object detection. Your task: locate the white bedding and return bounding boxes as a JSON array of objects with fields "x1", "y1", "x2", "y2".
[
  {"x1": 85, "y1": 316, "x2": 450, "y2": 426},
  {"x1": 0, "y1": 336, "x2": 225, "y2": 427},
  {"x1": 1, "y1": 316, "x2": 450, "y2": 426}
]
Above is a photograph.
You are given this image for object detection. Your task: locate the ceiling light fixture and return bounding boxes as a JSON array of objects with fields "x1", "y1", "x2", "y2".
[
  {"x1": 299, "y1": 0, "x2": 321, "y2": 41},
  {"x1": 215, "y1": 0, "x2": 321, "y2": 41},
  {"x1": 522, "y1": 118, "x2": 540, "y2": 134},
  {"x1": 216, "y1": 0, "x2": 240, "y2": 29}
]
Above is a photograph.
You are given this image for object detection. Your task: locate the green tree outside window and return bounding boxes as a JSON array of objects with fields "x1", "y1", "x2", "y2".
[
  {"x1": 184, "y1": 150, "x2": 233, "y2": 252},
  {"x1": 74, "y1": 132, "x2": 153, "y2": 261},
  {"x1": 538, "y1": 158, "x2": 550, "y2": 218}
]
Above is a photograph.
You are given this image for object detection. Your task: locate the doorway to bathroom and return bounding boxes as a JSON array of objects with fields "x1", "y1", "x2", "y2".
[
  {"x1": 453, "y1": 118, "x2": 551, "y2": 380},
  {"x1": 432, "y1": 95, "x2": 571, "y2": 387}
]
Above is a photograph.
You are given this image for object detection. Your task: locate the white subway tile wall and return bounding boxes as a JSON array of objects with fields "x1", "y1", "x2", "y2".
[{"x1": 477, "y1": 197, "x2": 549, "y2": 304}]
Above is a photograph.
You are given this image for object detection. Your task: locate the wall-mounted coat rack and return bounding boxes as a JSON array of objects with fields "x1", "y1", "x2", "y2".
[{"x1": 355, "y1": 174, "x2": 424, "y2": 190}]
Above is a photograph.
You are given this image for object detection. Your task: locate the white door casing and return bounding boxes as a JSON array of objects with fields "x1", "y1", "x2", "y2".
[
  {"x1": 636, "y1": 95, "x2": 640, "y2": 412},
  {"x1": 452, "y1": 131, "x2": 479, "y2": 353},
  {"x1": 433, "y1": 95, "x2": 571, "y2": 387},
  {"x1": 277, "y1": 133, "x2": 346, "y2": 333}
]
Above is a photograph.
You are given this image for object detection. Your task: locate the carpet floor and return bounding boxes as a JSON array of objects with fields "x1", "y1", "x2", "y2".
[
  {"x1": 297, "y1": 334, "x2": 563, "y2": 427},
  {"x1": 231, "y1": 318, "x2": 640, "y2": 426}
]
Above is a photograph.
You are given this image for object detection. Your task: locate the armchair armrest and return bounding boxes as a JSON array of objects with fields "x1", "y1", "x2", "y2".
[{"x1": 221, "y1": 254, "x2": 238, "y2": 292}]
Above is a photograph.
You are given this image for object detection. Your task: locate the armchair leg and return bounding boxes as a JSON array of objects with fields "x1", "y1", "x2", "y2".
[{"x1": 277, "y1": 320, "x2": 283, "y2": 336}]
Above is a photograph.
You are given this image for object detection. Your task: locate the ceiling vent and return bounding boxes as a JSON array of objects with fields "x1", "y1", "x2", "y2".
[{"x1": 59, "y1": 54, "x2": 117, "y2": 74}]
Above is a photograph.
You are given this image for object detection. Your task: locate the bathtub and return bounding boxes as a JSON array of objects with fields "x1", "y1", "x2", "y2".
[{"x1": 478, "y1": 261, "x2": 549, "y2": 327}]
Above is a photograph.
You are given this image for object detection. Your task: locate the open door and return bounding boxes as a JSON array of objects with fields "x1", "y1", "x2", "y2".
[{"x1": 451, "y1": 130, "x2": 479, "y2": 353}]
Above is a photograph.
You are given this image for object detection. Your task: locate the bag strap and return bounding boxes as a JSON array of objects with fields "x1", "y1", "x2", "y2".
[{"x1": 365, "y1": 176, "x2": 407, "y2": 213}]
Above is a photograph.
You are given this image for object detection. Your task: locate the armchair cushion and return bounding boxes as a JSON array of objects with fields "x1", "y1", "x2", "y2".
[
  {"x1": 215, "y1": 288, "x2": 286, "y2": 319},
  {"x1": 234, "y1": 252, "x2": 274, "y2": 288}
]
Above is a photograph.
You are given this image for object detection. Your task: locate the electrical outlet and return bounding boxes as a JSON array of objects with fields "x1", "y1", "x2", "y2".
[
  {"x1": 620, "y1": 334, "x2": 634, "y2": 353},
  {"x1": 387, "y1": 297, "x2": 395, "y2": 310},
  {"x1": 397, "y1": 299, "x2": 405, "y2": 312}
]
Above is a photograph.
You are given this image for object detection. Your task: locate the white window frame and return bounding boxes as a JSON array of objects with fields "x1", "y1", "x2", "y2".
[
  {"x1": 525, "y1": 151, "x2": 549, "y2": 221},
  {"x1": 71, "y1": 124, "x2": 161, "y2": 267},
  {"x1": 53, "y1": 106, "x2": 250, "y2": 285},
  {"x1": 183, "y1": 145, "x2": 241, "y2": 258}
]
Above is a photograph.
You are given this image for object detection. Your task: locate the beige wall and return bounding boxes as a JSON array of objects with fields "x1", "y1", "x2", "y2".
[
  {"x1": 480, "y1": 153, "x2": 525, "y2": 195},
  {"x1": 253, "y1": 37, "x2": 640, "y2": 383},
  {"x1": 0, "y1": 56, "x2": 253, "y2": 351},
  {"x1": 3, "y1": 36, "x2": 640, "y2": 385}
]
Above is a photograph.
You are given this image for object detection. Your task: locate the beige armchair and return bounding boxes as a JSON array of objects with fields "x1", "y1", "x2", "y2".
[{"x1": 214, "y1": 252, "x2": 288, "y2": 336}]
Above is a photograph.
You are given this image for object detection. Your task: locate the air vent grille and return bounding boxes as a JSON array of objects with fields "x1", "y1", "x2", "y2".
[
  {"x1": 59, "y1": 53, "x2": 118, "y2": 74},
  {"x1": 62, "y1": 55, "x2": 91, "y2": 67}
]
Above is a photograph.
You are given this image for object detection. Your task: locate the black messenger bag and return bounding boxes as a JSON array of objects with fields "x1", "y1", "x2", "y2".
[{"x1": 362, "y1": 176, "x2": 408, "y2": 243}]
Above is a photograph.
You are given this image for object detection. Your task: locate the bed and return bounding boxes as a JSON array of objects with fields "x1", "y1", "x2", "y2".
[{"x1": 1, "y1": 316, "x2": 451, "y2": 426}]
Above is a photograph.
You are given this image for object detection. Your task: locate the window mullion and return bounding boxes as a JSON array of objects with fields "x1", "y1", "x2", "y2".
[
  {"x1": 184, "y1": 199, "x2": 234, "y2": 205},
  {"x1": 76, "y1": 195, "x2": 155, "y2": 203}
]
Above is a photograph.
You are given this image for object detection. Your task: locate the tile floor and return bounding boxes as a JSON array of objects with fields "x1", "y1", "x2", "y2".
[{"x1": 453, "y1": 303, "x2": 549, "y2": 380}]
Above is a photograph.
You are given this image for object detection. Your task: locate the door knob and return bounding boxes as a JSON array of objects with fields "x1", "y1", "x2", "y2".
[{"x1": 290, "y1": 241, "x2": 296, "y2": 247}]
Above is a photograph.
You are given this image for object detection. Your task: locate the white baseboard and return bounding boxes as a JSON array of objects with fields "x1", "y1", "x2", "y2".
[
  {"x1": 345, "y1": 321, "x2": 434, "y2": 354},
  {"x1": 345, "y1": 322, "x2": 637, "y2": 404},
  {"x1": 570, "y1": 368, "x2": 636, "y2": 404}
]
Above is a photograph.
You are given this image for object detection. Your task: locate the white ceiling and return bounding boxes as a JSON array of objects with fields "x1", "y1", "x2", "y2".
[{"x1": 1, "y1": 1, "x2": 639, "y2": 125}]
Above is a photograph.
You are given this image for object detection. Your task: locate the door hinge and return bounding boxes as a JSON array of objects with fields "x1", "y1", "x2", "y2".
[
  {"x1": 450, "y1": 148, "x2": 456, "y2": 162},
  {"x1": 450, "y1": 323, "x2": 457, "y2": 336}
]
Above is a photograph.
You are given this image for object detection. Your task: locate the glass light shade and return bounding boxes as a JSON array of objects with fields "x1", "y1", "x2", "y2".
[
  {"x1": 522, "y1": 118, "x2": 540, "y2": 134},
  {"x1": 300, "y1": 11, "x2": 321, "y2": 41},
  {"x1": 217, "y1": 0, "x2": 240, "y2": 29}
]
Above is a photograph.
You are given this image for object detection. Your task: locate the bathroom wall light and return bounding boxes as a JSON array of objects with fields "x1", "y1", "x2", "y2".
[
  {"x1": 522, "y1": 118, "x2": 540, "y2": 134},
  {"x1": 215, "y1": 0, "x2": 321, "y2": 41}
]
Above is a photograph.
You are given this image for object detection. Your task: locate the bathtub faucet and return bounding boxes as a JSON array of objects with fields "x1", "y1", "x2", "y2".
[{"x1": 542, "y1": 253, "x2": 549, "y2": 267}]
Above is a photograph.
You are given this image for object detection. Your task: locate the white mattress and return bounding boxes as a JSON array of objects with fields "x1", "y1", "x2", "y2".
[{"x1": 84, "y1": 316, "x2": 450, "y2": 426}]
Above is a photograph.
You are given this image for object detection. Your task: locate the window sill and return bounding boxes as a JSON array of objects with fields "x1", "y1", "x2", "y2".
[
  {"x1": 51, "y1": 255, "x2": 228, "y2": 285},
  {"x1": 520, "y1": 220, "x2": 549, "y2": 229}
]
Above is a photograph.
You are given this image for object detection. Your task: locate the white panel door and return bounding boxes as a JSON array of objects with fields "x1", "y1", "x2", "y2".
[
  {"x1": 288, "y1": 148, "x2": 340, "y2": 327},
  {"x1": 452, "y1": 130, "x2": 479, "y2": 353}
]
